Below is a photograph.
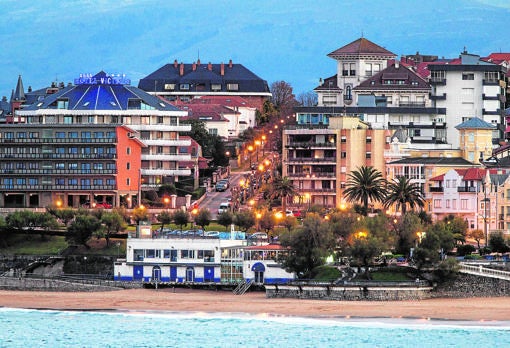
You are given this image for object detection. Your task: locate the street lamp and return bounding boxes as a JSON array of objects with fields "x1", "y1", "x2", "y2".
[
  {"x1": 304, "y1": 193, "x2": 311, "y2": 211},
  {"x1": 163, "y1": 197, "x2": 170, "y2": 211},
  {"x1": 247, "y1": 145, "x2": 254, "y2": 168},
  {"x1": 261, "y1": 135, "x2": 266, "y2": 155},
  {"x1": 255, "y1": 139, "x2": 261, "y2": 162}
]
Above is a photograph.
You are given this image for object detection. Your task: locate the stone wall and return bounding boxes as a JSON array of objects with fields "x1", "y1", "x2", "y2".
[
  {"x1": 0, "y1": 276, "x2": 143, "y2": 292},
  {"x1": 265, "y1": 284, "x2": 433, "y2": 301},
  {"x1": 266, "y1": 274, "x2": 510, "y2": 301},
  {"x1": 432, "y1": 273, "x2": 510, "y2": 298}
]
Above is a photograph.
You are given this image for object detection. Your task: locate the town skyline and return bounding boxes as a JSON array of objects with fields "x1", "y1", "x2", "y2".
[{"x1": 1, "y1": 0, "x2": 510, "y2": 98}]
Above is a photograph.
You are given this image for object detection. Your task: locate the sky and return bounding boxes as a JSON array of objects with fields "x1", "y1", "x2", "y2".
[{"x1": 1, "y1": 0, "x2": 510, "y2": 98}]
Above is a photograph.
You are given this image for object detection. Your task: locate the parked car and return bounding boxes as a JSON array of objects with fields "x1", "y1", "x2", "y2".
[
  {"x1": 204, "y1": 231, "x2": 220, "y2": 238},
  {"x1": 218, "y1": 202, "x2": 231, "y2": 214},
  {"x1": 248, "y1": 232, "x2": 268, "y2": 240},
  {"x1": 218, "y1": 179, "x2": 229, "y2": 188}
]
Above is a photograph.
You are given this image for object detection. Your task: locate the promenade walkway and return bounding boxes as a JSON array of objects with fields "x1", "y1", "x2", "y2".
[{"x1": 459, "y1": 263, "x2": 510, "y2": 281}]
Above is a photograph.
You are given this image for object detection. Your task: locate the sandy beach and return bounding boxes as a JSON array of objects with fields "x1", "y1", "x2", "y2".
[{"x1": 0, "y1": 288, "x2": 509, "y2": 322}]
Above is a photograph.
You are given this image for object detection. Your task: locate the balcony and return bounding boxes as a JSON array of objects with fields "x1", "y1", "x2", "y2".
[
  {"x1": 286, "y1": 142, "x2": 336, "y2": 148},
  {"x1": 398, "y1": 101, "x2": 426, "y2": 108},
  {"x1": 141, "y1": 168, "x2": 191, "y2": 176},
  {"x1": 482, "y1": 94, "x2": 500, "y2": 101},
  {"x1": 429, "y1": 187, "x2": 444, "y2": 192},
  {"x1": 141, "y1": 154, "x2": 191, "y2": 162},
  {"x1": 482, "y1": 79, "x2": 500, "y2": 86},
  {"x1": 286, "y1": 157, "x2": 336, "y2": 163},
  {"x1": 129, "y1": 124, "x2": 191, "y2": 132},
  {"x1": 0, "y1": 137, "x2": 117, "y2": 144},
  {"x1": 0, "y1": 169, "x2": 117, "y2": 175},
  {"x1": 429, "y1": 93, "x2": 446, "y2": 101},
  {"x1": 482, "y1": 108, "x2": 501, "y2": 116},
  {"x1": 429, "y1": 78, "x2": 446, "y2": 85},
  {"x1": 0, "y1": 184, "x2": 116, "y2": 191},
  {"x1": 141, "y1": 138, "x2": 192, "y2": 147},
  {"x1": 457, "y1": 186, "x2": 477, "y2": 193},
  {"x1": 288, "y1": 172, "x2": 336, "y2": 178}
]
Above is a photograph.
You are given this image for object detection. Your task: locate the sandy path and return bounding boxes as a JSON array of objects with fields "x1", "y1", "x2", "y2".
[{"x1": 1, "y1": 288, "x2": 509, "y2": 322}]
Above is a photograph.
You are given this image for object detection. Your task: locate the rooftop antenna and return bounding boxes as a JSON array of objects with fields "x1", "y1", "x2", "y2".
[
  {"x1": 361, "y1": 30, "x2": 364, "y2": 38},
  {"x1": 197, "y1": 49, "x2": 200, "y2": 61}
]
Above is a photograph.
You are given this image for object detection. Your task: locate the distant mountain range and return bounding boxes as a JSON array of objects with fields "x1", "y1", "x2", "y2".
[{"x1": 0, "y1": 0, "x2": 509, "y2": 98}]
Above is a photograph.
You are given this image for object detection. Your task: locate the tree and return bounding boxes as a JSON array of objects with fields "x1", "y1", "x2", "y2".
[
  {"x1": 208, "y1": 135, "x2": 229, "y2": 167},
  {"x1": 234, "y1": 211, "x2": 255, "y2": 232},
  {"x1": 281, "y1": 216, "x2": 297, "y2": 234},
  {"x1": 47, "y1": 207, "x2": 76, "y2": 227},
  {"x1": 258, "y1": 211, "x2": 275, "y2": 234},
  {"x1": 66, "y1": 215, "x2": 101, "y2": 249},
  {"x1": 469, "y1": 229, "x2": 485, "y2": 250},
  {"x1": 271, "y1": 175, "x2": 297, "y2": 212},
  {"x1": 344, "y1": 166, "x2": 386, "y2": 216},
  {"x1": 132, "y1": 206, "x2": 149, "y2": 224},
  {"x1": 280, "y1": 213, "x2": 335, "y2": 278},
  {"x1": 100, "y1": 211, "x2": 126, "y2": 247},
  {"x1": 195, "y1": 208, "x2": 212, "y2": 230},
  {"x1": 296, "y1": 91, "x2": 318, "y2": 106},
  {"x1": 156, "y1": 211, "x2": 173, "y2": 233},
  {"x1": 217, "y1": 211, "x2": 233, "y2": 231},
  {"x1": 443, "y1": 215, "x2": 468, "y2": 245},
  {"x1": 489, "y1": 232, "x2": 510, "y2": 253},
  {"x1": 384, "y1": 176, "x2": 425, "y2": 215},
  {"x1": 181, "y1": 119, "x2": 210, "y2": 149},
  {"x1": 270, "y1": 80, "x2": 297, "y2": 118},
  {"x1": 392, "y1": 213, "x2": 424, "y2": 255},
  {"x1": 172, "y1": 210, "x2": 189, "y2": 231}
]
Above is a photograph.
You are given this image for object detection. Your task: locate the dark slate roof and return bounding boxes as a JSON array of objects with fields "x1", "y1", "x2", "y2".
[
  {"x1": 388, "y1": 157, "x2": 474, "y2": 165},
  {"x1": 314, "y1": 75, "x2": 340, "y2": 91},
  {"x1": 355, "y1": 63, "x2": 430, "y2": 91},
  {"x1": 328, "y1": 38, "x2": 396, "y2": 59},
  {"x1": 20, "y1": 71, "x2": 181, "y2": 112},
  {"x1": 11, "y1": 75, "x2": 25, "y2": 102},
  {"x1": 455, "y1": 117, "x2": 495, "y2": 130},
  {"x1": 138, "y1": 60, "x2": 271, "y2": 94}
]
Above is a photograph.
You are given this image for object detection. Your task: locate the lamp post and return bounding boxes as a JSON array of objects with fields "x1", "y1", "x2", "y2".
[
  {"x1": 255, "y1": 139, "x2": 261, "y2": 162},
  {"x1": 247, "y1": 145, "x2": 254, "y2": 168},
  {"x1": 261, "y1": 135, "x2": 266, "y2": 155},
  {"x1": 482, "y1": 180, "x2": 490, "y2": 248}
]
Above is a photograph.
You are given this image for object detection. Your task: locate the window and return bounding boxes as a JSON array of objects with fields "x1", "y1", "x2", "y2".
[
  {"x1": 17, "y1": 132, "x2": 26, "y2": 139},
  {"x1": 344, "y1": 86, "x2": 352, "y2": 100},
  {"x1": 226, "y1": 83, "x2": 239, "y2": 91},
  {"x1": 16, "y1": 178, "x2": 26, "y2": 185},
  {"x1": 55, "y1": 178, "x2": 65, "y2": 185},
  {"x1": 452, "y1": 199, "x2": 457, "y2": 209},
  {"x1": 55, "y1": 163, "x2": 65, "y2": 170},
  {"x1": 446, "y1": 199, "x2": 450, "y2": 208},
  {"x1": 93, "y1": 178, "x2": 103, "y2": 186},
  {"x1": 434, "y1": 199, "x2": 441, "y2": 208},
  {"x1": 28, "y1": 178, "x2": 38, "y2": 186},
  {"x1": 366, "y1": 152, "x2": 371, "y2": 159},
  {"x1": 341, "y1": 152, "x2": 346, "y2": 158},
  {"x1": 180, "y1": 83, "x2": 190, "y2": 90},
  {"x1": 342, "y1": 63, "x2": 349, "y2": 76},
  {"x1": 366, "y1": 137, "x2": 372, "y2": 144},
  {"x1": 181, "y1": 250, "x2": 194, "y2": 259},
  {"x1": 350, "y1": 63, "x2": 356, "y2": 76},
  {"x1": 68, "y1": 132, "x2": 78, "y2": 138},
  {"x1": 68, "y1": 178, "x2": 77, "y2": 185},
  {"x1": 211, "y1": 84, "x2": 222, "y2": 91},
  {"x1": 69, "y1": 163, "x2": 78, "y2": 170},
  {"x1": 164, "y1": 84, "x2": 175, "y2": 90},
  {"x1": 126, "y1": 178, "x2": 130, "y2": 186},
  {"x1": 63, "y1": 116, "x2": 73, "y2": 124},
  {"x1": 127, "y1": 147, "x2": 131, "y2": 155},
  {"x1": 126, "y1": 162, "x2": 130, "y2": 170},
  {"x1": 55, "y1": 132, "x2": 66, "y2": 138},
  {"x1": 461, "y1": 199, "x2": 468, "y2": 210},
  {"x1": 365, "y1": 63, "x2": 372, "y2": 76},
  {"x1": 208, "y1": 128, "x2": 218, "y2": 136},
  {"x1": 462, "y1": 73, "x2": 474, "y2": 80},
  {"x1": 341, "y1": 136, "x2": 346, "y2": 143}
]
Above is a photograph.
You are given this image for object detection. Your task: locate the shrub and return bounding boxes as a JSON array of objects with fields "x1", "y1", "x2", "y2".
[{"x1": 456, "y1": 244, "x2": 476, "y2": 256}]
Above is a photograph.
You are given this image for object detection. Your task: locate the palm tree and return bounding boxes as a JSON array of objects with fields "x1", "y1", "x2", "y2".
[
  {"x1": 271, "y1": 175, "x2": 298, "y2": 212},
  {"x1": 384, "y1": 176, "x2": 425, "y2": 215},
  {"x1": 344, "y1": 166, "x2": 386, "y2": 216}
]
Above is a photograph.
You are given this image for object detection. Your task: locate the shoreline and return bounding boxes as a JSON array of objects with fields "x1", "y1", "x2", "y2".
[{"x1": 1, "y1": 288, "x2": 510, "y2": 322}]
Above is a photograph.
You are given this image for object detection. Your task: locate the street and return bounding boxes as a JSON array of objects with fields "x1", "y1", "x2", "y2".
[{"x1": 199, "y1": 172, "x2": 248, "y2": 219}]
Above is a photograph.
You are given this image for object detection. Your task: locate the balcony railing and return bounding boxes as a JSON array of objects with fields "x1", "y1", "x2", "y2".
[
  {"x1": 0, "y1": 137, "x2": 117, "y2": 144},
  {"x1": 288, "y1": 172, "x2": 336, "y2": 178},
  {"x1": 0, "y1": 169, "x2": 117, "y2": 175},
  {"x1": 457, "y1": 186, "x2": 477, "y2": 192},
  {"x1": 429, "y1": 187, "x2": 444, "y2": 192},
  {"x1": 286, "y1": 142, "x2": 336, "y2": 148},
  {"x1": 0, "y1": 184, "x2": 116, "y2": 191},
  {"x1": 287, "y1": 157, "x2": 336, "y2": 163},
  {"x1": 0, "y1": 153, "x2": 117, "y2": 160},
  {"x1": 398, "y1": 102, "x2": 426, "y2": 108}
]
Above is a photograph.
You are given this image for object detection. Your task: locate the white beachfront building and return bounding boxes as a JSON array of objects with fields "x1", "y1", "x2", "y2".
[{"x1": 114, "y1": 230, "x2": 294, "y2": 285}]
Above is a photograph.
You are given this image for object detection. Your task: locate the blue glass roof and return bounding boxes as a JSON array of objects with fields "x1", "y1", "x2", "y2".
[{"x1": 23, "y1": 71, "x2": 181, "y2": 112}]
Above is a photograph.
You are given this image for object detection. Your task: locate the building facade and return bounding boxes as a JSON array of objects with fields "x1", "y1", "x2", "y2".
[{"x1": 8, "y1": 71, "x2": 191, "y2": 208}]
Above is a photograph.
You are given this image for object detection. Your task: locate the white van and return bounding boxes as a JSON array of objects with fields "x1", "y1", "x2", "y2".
[{"x1": 218, "y1": 202, "x2": 230, "y2": 214}]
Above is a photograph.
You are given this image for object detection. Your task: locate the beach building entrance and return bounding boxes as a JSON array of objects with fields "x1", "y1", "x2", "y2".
[
  {"x1": 170, "y1": 266, "x2": 177, "y2": 281},
  {"x1": 152, "y1": 266, "x2": 161, "y2": 281},
  {"x1": 252, "y1": 262, "x2": 265, "y2": 283},
  {"x1": 204, "y1": 266, "x2": 214, "y2": 282},
  {"x1": 133, "y1": 265, "x2": 143, "y2": 280},
  {"x1": 186, "y1": 267, "x2": 194, "y2": 282}
]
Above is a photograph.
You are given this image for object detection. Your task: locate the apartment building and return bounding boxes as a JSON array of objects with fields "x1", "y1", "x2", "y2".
[
  {"x1": 282, "y1": 115, "x2": 386, "y2": 209},
  {"x1": 428, "y1": 50, "x2": 507, "y2": 148},
  {"x1": 7, "y1": 71, "x2": 191, "y2": 208},
  {"x1": 138, "y1": 59, "x2": 272, "y2": 112}
]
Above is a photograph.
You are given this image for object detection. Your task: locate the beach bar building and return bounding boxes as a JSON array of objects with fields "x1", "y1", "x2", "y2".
[{"x1": 114, "y1": 230, "x2": 294, "y2": 285}]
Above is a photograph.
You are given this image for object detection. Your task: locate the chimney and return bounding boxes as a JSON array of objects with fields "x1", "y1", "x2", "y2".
[
  {"x1": 208, "y1": 62, "x2": 212, "y2": 71},
  {"x1": 220, "y1": 62, "x2": 225, "y2": 76},
  {"x1": 228, "y1": 59, "x2": 233, "y2": 68},
  {"x1": 180, "y1": 62, "x2": 184, "y2": 76},
  {"x1": 395, "y1": 60, "x2": 399, "y2": 68},
  {"x1": 192, "y1": 62, "x2": 196, "y2": 71},
  {"x1": 174, "y1": 59, "x2": 178, "y2": 68},
  {"x1": 197, "y1": 58, "x2": 201, "y2": 66}
]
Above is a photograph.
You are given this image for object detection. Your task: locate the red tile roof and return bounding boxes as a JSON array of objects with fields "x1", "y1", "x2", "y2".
[
  {"x1": 328, "y1": 37, "x2": 395, "y2": 58},
  {"x1": 190, "y1": 95, "x2": 255, "y2": 108}
]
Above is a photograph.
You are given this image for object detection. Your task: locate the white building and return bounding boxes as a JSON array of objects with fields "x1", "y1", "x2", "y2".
[
  {"x1": 429, "y1": 51, "x2": 506, "y2": 148},
  {"x1": 114, "y1": 231, "x2": 294, "y2": 285}
]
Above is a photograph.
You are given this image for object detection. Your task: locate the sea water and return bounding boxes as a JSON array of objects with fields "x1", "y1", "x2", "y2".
[{"x1": 0, "y1": 308, "x2": 509, "y2": 348}]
